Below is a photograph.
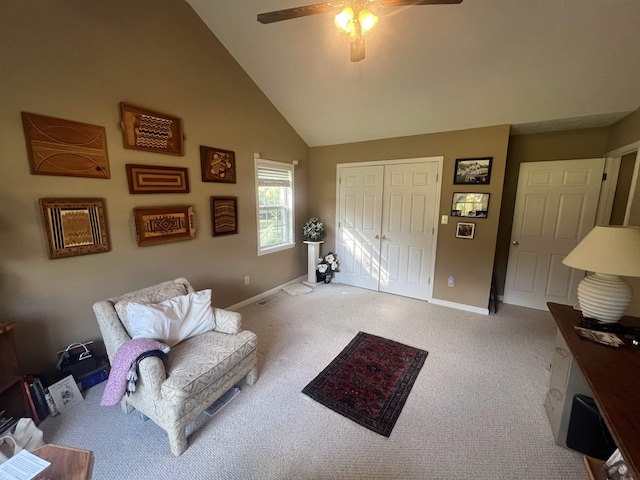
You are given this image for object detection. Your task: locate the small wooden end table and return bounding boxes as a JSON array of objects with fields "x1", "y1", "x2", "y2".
[{"x1": 33, "y1": 444, "x2": 94, "y2": 480}]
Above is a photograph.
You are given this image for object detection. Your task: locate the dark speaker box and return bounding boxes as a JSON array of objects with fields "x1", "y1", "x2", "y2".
[{"x1": 566, "y1": 394, "x2": 617, "y2": 460}]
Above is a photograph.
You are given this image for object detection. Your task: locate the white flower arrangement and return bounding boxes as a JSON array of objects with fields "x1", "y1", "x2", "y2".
[
  {"x1": 317, "y1": 252, "x2": 340, "y2": 283},
  {"x1": 303, "y1": 217, "x2": 325, "y2": 242}
]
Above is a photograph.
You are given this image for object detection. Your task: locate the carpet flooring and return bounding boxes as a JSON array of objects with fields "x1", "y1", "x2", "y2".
[
  {"x1": 302, "y1": 331, "x2": 428, "y2": 436},
  {"x1": 38, "y1": 283, "x2": 588, "y2": 479}
]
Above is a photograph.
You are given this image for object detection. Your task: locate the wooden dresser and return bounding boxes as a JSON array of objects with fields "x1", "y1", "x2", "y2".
[{"x1": 547, "y1": 302, "x2": 640, "y2": 480}]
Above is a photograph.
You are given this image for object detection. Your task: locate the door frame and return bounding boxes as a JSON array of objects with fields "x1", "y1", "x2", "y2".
[
  {"x1": 335, "y1": 156, "x2": 444, "y2": 301},
  {"x1": 605, "y1": 140, "x2": 640, "y2": 225}
]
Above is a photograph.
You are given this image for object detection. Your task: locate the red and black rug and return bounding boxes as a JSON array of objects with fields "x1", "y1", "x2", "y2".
[{"x1": 302, "y1": 331, "x2": 428, "y2": 437}]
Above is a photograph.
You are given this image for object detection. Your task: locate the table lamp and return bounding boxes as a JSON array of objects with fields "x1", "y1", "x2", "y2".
[{"x1": 562, "y1": 226, "x2": 640, "y2": 323}]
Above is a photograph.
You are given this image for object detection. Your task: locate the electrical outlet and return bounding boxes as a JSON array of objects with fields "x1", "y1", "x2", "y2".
[
  {"x1": 244, "y1": 275, "x2": 250, "y2": 285},
  {"x1": 441, "y1": 215, "x2": 448, "y2": 225},
  {"x1": 448, "y1": 275, "x2": 455, "y2": 287}
]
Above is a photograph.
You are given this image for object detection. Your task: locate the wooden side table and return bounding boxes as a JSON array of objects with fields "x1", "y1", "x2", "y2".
[{"x1": 33, "y1": 444, "x2": 94, "y2": 480}]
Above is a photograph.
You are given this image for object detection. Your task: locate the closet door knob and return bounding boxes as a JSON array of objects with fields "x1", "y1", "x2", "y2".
[
  {"x1": 512, "y1": 241, "x2": 519, "y2": 246},
  {"x1": 375, "y1": 234, "x2": 380, "y2": 239}
]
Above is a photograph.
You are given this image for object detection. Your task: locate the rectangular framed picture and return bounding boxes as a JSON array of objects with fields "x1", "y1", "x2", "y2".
[
  {"x1": 125, "y1": 164, "x2": 189, "y2": 194},
  {"x1": 39, "y1": 198, "x2": 110, "y2": 259},
  {"x1": 451, "y1": 192, "x2": 490, "y2": 218},
  {"x1": 200, "y1": 146, "x2": 236, "y2": 183},
  {"x1": 120, "y1": 103, "x2": 184, "y2": 156},
  {"x1": 454, "y1": 157, "x2": 492, "y2": 185},
  {"x1": 132, "y1": 205, "x2": 195, "y2": 247},
  {"x1": 211, "y1": 196, "x2": 238, "y2": 236},
  {"x1": 456, "y1": 222, "x2": 476, "y2": 239}
]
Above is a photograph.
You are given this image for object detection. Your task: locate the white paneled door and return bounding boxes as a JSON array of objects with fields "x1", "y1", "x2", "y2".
[
  {"x1": 503, "y1": 158, "x2": 605, "y2": 310},
  {"x1": 337, "y1": 160, "x2": 440, "y2": 301},
  {"x1": 338, "y1": 165, "x2": 384, "y2": 291}
]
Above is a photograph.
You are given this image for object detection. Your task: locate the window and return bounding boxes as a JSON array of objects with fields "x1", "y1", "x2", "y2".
[{"x1": 255, "y1": 157, "x2": 295, "y2": 255}]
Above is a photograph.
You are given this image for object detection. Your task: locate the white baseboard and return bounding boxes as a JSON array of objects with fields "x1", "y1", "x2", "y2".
[
  {"x1": 430, "y1": 298, "x2": 489, "y2": 315},
  {"x1": 228, "y1": 275, "x2": 307, "y2": 311},
  {"x1": 228, "y1": 278, "x2": 490, "y2": 316}
]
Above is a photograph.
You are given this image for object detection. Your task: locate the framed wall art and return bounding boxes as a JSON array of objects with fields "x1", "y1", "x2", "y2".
[
  {"x1": 200, "y1": 146, "x2": 236, "y2": 183},
  {"x1": 132, "y1": 205, "x2": 195, "y2": 247},
  {"x1": 39, "y1": 198, "x2": 110, "y2": 259},
  {"x1": 456, "y1": 222, "x2": 476, "y2": 239},
  {"x1": 22, "y1": 112, "x2": 110, "y2": 179},
  {"x1": 454, "y1": 157, "x2": 492, "y2": 185},
  {"x1": 211, "y1": 196, "x2": 238, "y2": 236},
  {"x1": 125, "y1": 164, "x2": 189, "y2": 194},
  {"x1": 451, "y1": 192, "x2": 490, "y2": 218},
  {"x1": 120, "y1": 103, "x2": 184, "y2": 156}
]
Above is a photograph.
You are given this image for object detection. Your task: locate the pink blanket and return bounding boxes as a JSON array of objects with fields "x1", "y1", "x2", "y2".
[{"x1": 101, "y1": 339, "x2": 170, "y2": 407}]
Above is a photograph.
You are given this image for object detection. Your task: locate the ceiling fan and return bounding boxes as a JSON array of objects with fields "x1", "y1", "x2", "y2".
[{"x1": 257, "y1": 0, "x2": 463, "y2": 62}]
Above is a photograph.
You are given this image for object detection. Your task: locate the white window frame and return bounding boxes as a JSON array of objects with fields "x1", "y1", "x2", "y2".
[{"x1": 254, "y1": 156, "x2": 295, "y2": 255}]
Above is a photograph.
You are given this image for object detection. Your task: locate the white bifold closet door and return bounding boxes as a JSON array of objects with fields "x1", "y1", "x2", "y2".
[{"x1": 337, "y1": 161, "x2": 439, "y2": 301}]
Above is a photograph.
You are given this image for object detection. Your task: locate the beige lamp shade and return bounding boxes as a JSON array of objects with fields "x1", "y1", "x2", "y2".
[
  {"x1": 562, "y1": 226, "x2": 640, "y2": 323},
  {"x1": 562, "y1": 226, "x2": 640, "y2": 276}
]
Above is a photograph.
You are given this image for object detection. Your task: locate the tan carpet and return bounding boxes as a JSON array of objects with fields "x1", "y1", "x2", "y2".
[{"x1": 40, "y1": 283, "x2": 586, "y2": 479}]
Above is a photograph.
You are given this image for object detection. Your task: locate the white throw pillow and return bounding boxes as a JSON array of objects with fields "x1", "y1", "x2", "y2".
[{"x1": 126, "y1": 289, "x2": 216, "y2": 347}]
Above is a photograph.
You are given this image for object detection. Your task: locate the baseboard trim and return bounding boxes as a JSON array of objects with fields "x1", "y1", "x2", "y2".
[
  {"x1": 228, "y1": 275, "x2": 307, "y2": 311},
  {"x1": 431, "y1": 298, "x2": 489, "y2": 315}
]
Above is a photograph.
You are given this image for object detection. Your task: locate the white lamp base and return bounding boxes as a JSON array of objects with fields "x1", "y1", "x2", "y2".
[{"x1": 577, "y1": 273, "x2": 632, "y2": 324}]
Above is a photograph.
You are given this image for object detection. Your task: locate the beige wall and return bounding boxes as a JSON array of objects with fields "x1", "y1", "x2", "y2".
[
  {"x1": 309, "y1": 125, "x2": 510, "y2": 310},
  {"x1": 494, "y1": 128, "x2": 610, "y2": 296},
  {"x1": 0, "y1": 1, "x2": 309, "y2": 374}
]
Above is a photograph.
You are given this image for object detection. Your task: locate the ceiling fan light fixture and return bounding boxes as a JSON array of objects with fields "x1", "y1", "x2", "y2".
[
  {"x1": 359, "y1": 10, "x2": 378, "y2": 34},
  {"x1": 334, "y1": 7, "x2": 355, "y2": 34}
]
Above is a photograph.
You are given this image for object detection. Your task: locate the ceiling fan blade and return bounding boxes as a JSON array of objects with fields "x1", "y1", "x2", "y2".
[
  {"x1": 380, "y1": 0, "x2": 462, "y2": 5},
  {"x1": 257, "y1": 3, "x2": 338, "y2": 24}
]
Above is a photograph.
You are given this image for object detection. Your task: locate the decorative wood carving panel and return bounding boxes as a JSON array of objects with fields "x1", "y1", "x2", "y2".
[
  {"x1": 39, "y1": 198, "x2": 111, "y2": 259},
  {"x1": 126, "y1": 164, "x2": 189, "y2": 194},
  {"x1": 133, "y1": 205, "x2": 195, "y2": 246},
  {"x1": 120, "y1": 103, "x2": 184, "y2": 156},
  {"x1": 22, "y1": 112, "x2": 110, "y2": 179}
]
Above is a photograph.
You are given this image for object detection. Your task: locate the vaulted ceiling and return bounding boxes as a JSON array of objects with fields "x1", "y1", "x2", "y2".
[{"x1": 186, "y1": 0, "x2": 640, "y2": 147}]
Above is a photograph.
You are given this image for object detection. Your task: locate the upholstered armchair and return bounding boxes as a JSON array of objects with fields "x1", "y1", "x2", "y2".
[{"x1": 92, "y1": 277, "x2": 258, "y2": 456}]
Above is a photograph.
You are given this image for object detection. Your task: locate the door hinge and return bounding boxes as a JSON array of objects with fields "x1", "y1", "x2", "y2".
[
  {"x1": 428, "y1": 277, "x2": 431, "y2": 285},
  {"x1": 602, "y1": 173, "x2": 607, "y2": 181},
  {"x1": 436, "y1": 173, "x2": 439, "y2": 182}
]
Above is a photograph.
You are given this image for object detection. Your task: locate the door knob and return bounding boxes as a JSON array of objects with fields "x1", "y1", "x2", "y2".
[
  {"x1": 382, "y1": 235, "x2": 387, "y2": 240},
  {"x1": 375, "y1": 234, "x2": 380, "y2": 239},
  {"x1": 512, "y1": 241, "x2": 519, "y2": 246}
]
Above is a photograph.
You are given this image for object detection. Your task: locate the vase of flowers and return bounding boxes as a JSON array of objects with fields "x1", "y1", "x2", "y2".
[
  {"x1": 317, "y1": 252, "x2": 340, "y2": 283},
  {"x1": 303, "y1": 217, "x2": 325, "y2": 242}
]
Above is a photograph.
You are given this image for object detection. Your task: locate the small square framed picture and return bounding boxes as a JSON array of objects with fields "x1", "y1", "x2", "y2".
[{"x1": 456, "y1": 222, "x2": 475, "y2": 239}]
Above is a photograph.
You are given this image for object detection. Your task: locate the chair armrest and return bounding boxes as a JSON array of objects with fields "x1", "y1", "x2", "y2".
[
  {"x1": 93, "y1": 300, "x2": 131, "y2": 361},
  {"x1": 213, "y1": 308, "x2": 242, "y2": 334},
  {"x1": 136, "y1": 356, "x2": 167, "y2": 401}
]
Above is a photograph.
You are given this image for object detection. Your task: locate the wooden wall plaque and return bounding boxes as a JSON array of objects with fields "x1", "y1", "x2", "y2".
[
  {"x1": 211, "y1": 197, "x2": 238, "y2": 236},
  {"x1": 126, "y1": 164, "x2": 189, "y2": 194},
  {"x1": 200, "y1": 146, "x2": 236, "y2": 183},
  {"x1": 39, "y1": 198, "x2": 110, "y2": 259},
  {"x1": 22, "y1": 112, "x2": 110, "y2": 179},
  {"x1": 120, "y1": 103, "x2": 184, "y2": 156},
  {"x1": 133, "y1": 205, "x2": 195, "y2": 247}
]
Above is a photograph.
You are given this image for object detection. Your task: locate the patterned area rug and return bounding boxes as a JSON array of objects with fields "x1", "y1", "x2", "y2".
[{"x1": 302, "y1": 331, "x2": 428, "y2": 437}]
